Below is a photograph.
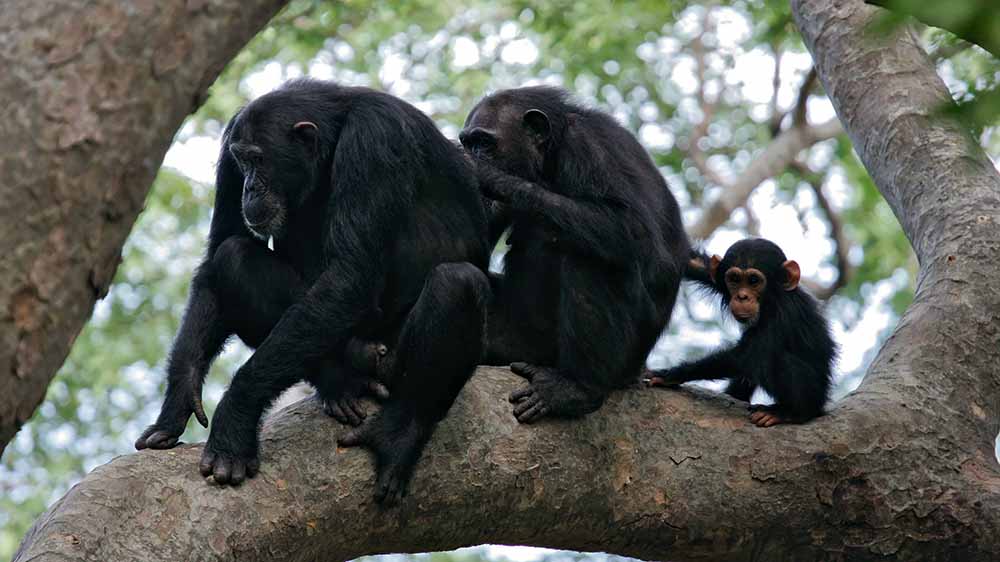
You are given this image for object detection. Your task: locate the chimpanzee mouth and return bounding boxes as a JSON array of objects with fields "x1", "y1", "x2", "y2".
[{"x1": 243, "y1": 206, "x2": 286, "y2": 240}]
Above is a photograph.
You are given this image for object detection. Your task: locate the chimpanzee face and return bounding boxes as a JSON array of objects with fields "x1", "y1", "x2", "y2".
[
  {"x1": 708, "y1": 239, "x2": 801, "y2": 325},
  {"x1": 459, "y1": 97, "x2": 551, "y2": 182},
  {"x1": 226, "y1": 110, "x2": 320, "y2": 239}
]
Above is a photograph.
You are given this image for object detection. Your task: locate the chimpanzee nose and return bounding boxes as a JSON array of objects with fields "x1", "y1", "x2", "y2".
[{"x1": 736, "y1": 292, "x2": 750, "y2": 302}]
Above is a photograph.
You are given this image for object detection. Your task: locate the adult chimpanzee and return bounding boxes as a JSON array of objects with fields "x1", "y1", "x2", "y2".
[
  {"x1": 459, "y1": 86, "x2": 690, "y2": 423},
  {"x1": 646, "y1": 238, "x2": 837, "y2": 427},
  {"x1": 134, "y1": 79, "x2": 491, "y2": 503}
]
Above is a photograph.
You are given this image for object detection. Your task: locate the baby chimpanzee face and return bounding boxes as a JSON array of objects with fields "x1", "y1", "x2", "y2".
[{"x1": 707, "y1": 238, "x2": 801, "y2": 325}]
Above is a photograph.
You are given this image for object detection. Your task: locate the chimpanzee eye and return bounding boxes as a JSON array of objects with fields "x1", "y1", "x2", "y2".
[{"x1": 748, "y1": 274, "x2": 760, "y2": 286}]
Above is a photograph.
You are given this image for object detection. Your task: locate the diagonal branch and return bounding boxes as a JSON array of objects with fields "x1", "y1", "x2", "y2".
[
  {"x1": 687, "y1": 117, "x2": 843, "y2": 240},
  {"x1": 791, "y1": 161, "x2": 850, "y2": 300}
]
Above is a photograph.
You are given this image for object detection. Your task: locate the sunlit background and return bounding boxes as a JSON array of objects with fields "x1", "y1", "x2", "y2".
[{"x1": 3, "y1": 0, "x2": 998, "y2": 559}]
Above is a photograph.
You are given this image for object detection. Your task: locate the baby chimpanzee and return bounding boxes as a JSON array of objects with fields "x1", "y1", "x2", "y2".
[{"x1": 647, "y1": 238, "x2": 837, "y2": 427}]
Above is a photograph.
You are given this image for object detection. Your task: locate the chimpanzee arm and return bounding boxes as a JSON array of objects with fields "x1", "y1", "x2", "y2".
[
  {"x1": 684, "y1": 248, "x2": 718, "y2": 291},
  {"x1": 201, "y1": 106, "x2": 414, "y2": 481},
  {"x1": 477, "y1": 164, "x2": 646, "y2": 267},
  {"x1": 647, "y1": 346, "x2": 744, "y2": 387},
  {"x1": 136, "y1": 122, "x2": 250, "y2": 449}
]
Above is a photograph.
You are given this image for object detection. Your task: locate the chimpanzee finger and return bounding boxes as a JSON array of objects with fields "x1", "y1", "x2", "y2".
[
  {"x1": 338, "y1": 424, "x2": 372, "y2": 447},
  {"x1": 512, "y1": 393, "x2": 542, "y2": 417},
  {"x1": 192, "y1": 393, "x2": 209, "y2": 428},
  {"x1": 213, "y1": 457, "x2": 233, "y2": 485},
  {"x1": 230, "y1": 460, "x2": 247, "y2": 485},
  {"x1": 515, "y1": 401, "x2": 549, "y2": 423},
  {"x1": 247, "y1": 457, "x2": 260, "y2": 478},
  {"x1": 509, "y1": 385, "x2": 534, "y2": 403},
  {"x1": 762, "y1": 414, "x2": 781, "y2": 427},
  {"x1": 343, "y1": 397, "x2": 366, "y2": 425},
  {"x1": 509, "y1": 362, "x2": 536, "y2": 381},
  {"x1": 144, "y1": 431, "x2": 180, "y2": 450},
  {"x1": 324, "y1": 400, "x2": 348, "y2": 424},
  {"x1": 199, "y1": 450, "x2": 217, "y2": 477}
]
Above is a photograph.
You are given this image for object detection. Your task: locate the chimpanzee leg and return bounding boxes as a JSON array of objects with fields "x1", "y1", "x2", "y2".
[
  {"x1": 338, "y1": 262, "x2": 489, "y2": 505},
  {"x1": 725, "y1": 378, "x2": 756, "y2": 402},
  {"x1": 509, "y1": 262, "x2": 657, "y2": 423},
  {"x1": 482, "y1": 273, "x2": 558, "y2": 367},
  {"x1": 751, "y1": 355, "x2": 828, "y2": 427},
  {"x1": 136, "y1": 236, "x2": 292, "y2": 450}
]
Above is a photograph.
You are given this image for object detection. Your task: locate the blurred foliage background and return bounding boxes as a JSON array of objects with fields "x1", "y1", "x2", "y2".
[{"x1": 3, "y1": 0, "x2": 998, "y2": 558}]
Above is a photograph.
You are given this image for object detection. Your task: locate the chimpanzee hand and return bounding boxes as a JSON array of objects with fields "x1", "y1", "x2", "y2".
[
  {"x1": 135, "y1": 364, "x2": 209, "y2": 450},
  {"x1": 471, "y1": 156, "x2": 518, "y2": 202},
  {"x1": 199, "y1": 384, "x2": 261, "y2": 486},
  {"x1": 316, "y1": 341, "x2": 391, "y2": 426},
  {"x1": 508, "y1": 363, "x2": 603, "y2": 423},
  {"x1": 318, "y1": 370, "x2": 390, "y2": 427},
  {"x1": 644, "y1": 366, "x2": 687, "y2": 389}
]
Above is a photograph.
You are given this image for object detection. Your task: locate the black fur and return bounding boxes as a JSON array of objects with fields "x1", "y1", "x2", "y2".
[
  {"x1": 650, "y1": 238, "x2": 837, "y2": 425},
  {"x1": 460, "y1": 86, "x2": 690, "y2": 423},
  {"x1": 136, "y1": 79, "x2": 490, "y2": 503}
]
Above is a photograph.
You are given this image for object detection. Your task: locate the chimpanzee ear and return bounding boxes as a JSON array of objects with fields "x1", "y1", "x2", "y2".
[
  {"x1": 522, "y1": 109, "x2": 551, "y2": 141},
  {"x1": 782, "y1": 260, "x2": 801, "y2": 291},
  {"x1": 709, "y1": 255, "x2": 722, "y2": 281},
  {"x1": 293, "y1": 121, "x2": 318, "y2": 144}
]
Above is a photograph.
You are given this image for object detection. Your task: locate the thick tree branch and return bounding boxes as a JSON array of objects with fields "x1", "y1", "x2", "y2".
[
  {"x1": 14, "y1": 368, "x2": 1000, "y2": 562},
  {"x1": 0, "y1": 0, "x2": 289, "y2": 455}
]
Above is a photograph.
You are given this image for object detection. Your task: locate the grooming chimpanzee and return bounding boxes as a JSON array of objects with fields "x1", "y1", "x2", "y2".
[
  {"x1": 459, "y1": 86, "x2": 690, "y2": 423},
  {"x1": 135, "y1": 79, "x2": 491, "y2": 503},
  {"x1": 646, "y1": 238, "x2": 837, "y2": 427}
]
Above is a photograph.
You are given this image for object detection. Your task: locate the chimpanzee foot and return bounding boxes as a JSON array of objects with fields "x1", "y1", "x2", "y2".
[
  {"x1": 749, "y1": 409, "x2": 786, "y2": 427},
  {"x1": 508, "y1": 363, "x2": 603, "y2": 423},
  {"x1": 338, "y1": 406, "x2": 431, "y2": 506}
]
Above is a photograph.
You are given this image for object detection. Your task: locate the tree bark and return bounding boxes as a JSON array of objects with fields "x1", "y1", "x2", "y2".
[
  {"x1": 12, "y1": 0, "x2": 1000, "y2": 560},
  {"x1": 0, "y1": 0, "x2": 288, "y2": 455}
]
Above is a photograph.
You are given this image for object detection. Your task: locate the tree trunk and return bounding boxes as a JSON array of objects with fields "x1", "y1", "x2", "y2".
[
  {"x1": 0, "y1": 0, "x2": 288, "y2": 455},
  {"x1": 12, "y1": 0, "x2": 1000, "y2": 560}
]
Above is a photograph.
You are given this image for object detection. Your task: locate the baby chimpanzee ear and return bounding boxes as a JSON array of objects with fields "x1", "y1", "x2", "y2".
[
  {"x1": 709, "y1": 254, "x2": 722, "y2": 281},
  {"x1": 782, "y1": 260, "x2": 801, "y2": 291},
  {"x1": 522, "y1": 109, "x2": 551, "y2": 142}
]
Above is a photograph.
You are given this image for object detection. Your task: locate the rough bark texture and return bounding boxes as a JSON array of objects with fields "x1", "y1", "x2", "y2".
[
  {"x1": 12, "y1": 0, "x2": 1000, "y2": 560},
  {"x1": 0, "y1": 0, "x2": 288, "y2": 455}
]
